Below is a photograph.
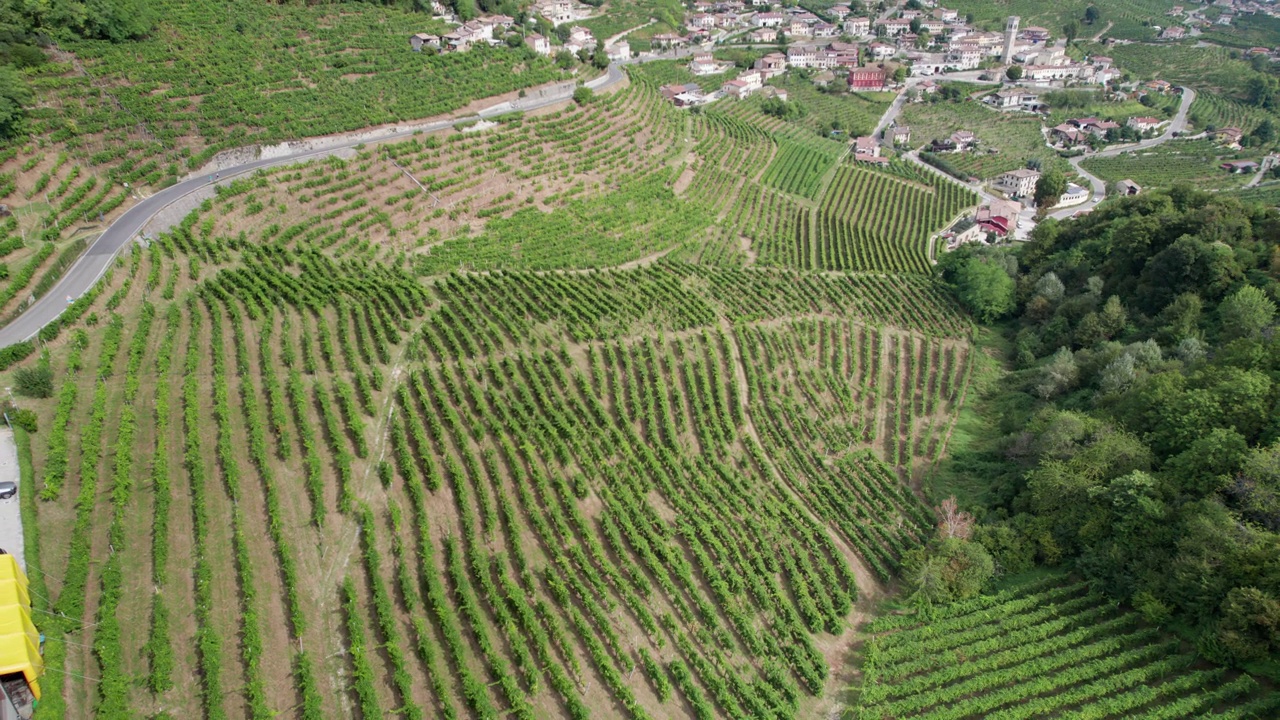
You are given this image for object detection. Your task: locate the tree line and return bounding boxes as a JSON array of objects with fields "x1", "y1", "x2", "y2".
[{"x1": 923, "y1": 186, "x2": 1280, "y2": 667}]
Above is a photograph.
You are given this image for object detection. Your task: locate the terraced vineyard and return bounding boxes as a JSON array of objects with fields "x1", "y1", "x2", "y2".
[
  {"x1": 1189, "y1": 93, "x2": 1278, "y2": 136},
  {"x1": 776, "y1": 163, "x2": 978, "y2": 274},
  {"x1": 760, "y1": 140, "x2": 841, "y2": 199},
  {"x1": 856, "y1": 572, "x2": 1280, "y2": 719},
  {"x1": 1081, "y1": 140, "x2": 1256, "y2": 191}
]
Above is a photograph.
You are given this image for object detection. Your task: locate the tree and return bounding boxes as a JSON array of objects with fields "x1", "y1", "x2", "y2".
[
  {"x1": 909, "y1": 17, "x2": 921, "y2": 34},
  {"x1": 1063, "y1": 20, "x2": 1080, "y2": 44},
  {"x1": 1218, "y1": 285, "x2": 1275, "y2": 341},
  {"x1": 903, "y1": 538, "x2": 995, "y2": 604},
  {"x1": 555, "y1": 50, "x2": 575, "y2": 69},
  {"x1": 954, "y1": 257, "x2": 1016, "y2": 321},
  {"x1": 936, "y1": 497, "x2": 976, "y2": 540},
  {"x1": 572, "y1": 86, "x2": 594, "y2": 105},
  {"x1": 1005, "y1": 65, "x2": 1023, "y2": 81},
  {"x1": 1034, "y1": 167, "x2": 1067, "y2": 209},
  {"x1": 0, "y1": 67, "x2": 30, "y2": 140},
  {"x1": 892, "y1": 65, "x2": 908, "y2": 83},
  {"x1": 1085, "y1": 5, "x2": 1101, "y2": 25}
]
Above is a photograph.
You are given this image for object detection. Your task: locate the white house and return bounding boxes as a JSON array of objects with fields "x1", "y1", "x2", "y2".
[
  {"x1": 1127, "y1": 116, "x2": 1163, "y2": 132},
  {"x1": 946, "y1": 42, "x2": 982, "y2": 69},
  {"x1": 1058, "y1": 183, "x2": 1090, "y2": 207},
  {"x1": 878, "y1": 18, "x2": 912, "y2": 35},
  {"x1": 754, "y1": 11, "x2": 787, "y2": 27},
  {"x1": 605, "y1": 41, "x2": 630, "y2": 61},
  {"x1": 995, "y1": 168, "x2": 1040, "y2": 197},
  {"x1": 843, "y1": 16, "x2": 871, "y2": 36}
]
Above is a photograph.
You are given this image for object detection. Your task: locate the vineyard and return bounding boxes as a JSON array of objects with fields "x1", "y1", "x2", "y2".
[
  {"x1": 18, "y1": 204, "x2": 976, "y2": 719},
  {"x1": 900, "y1": 100, "x2": 1067, "y2": 180},
  {"x1": 855, "y1": 571, "x2": 1280, "y2": 719},
  {"x1": 1081, "y1": 139, "x2": 1257, "y2": 191},
  {"x1": 760, "y1": 140, "x2": 841, "y2": 199},
  {"x1": 1189, "y1": 93, "x2": 1277, "y2": 136},
  {"x1": 761, "y1": 163, "x2": 978, "y2": 274}
]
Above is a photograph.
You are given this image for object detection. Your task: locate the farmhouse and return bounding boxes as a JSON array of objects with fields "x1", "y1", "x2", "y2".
[
  {"x1": 995, "y1": 168, "x2": 1040, "y2": 197},
  {"x1": 605, "y1": 41, "x2": 630, "y2": 61},
  {"x1": 976, "y1": 199, "x2": 1022, "y2": 236},
  {"x1": 1159, "y1": 25, "x2": 1186, "y2": 39},
  {"x1": 890, "y1": 126, "x2": 912, "y2": 145},
  {"x1": 1116, "y1": 179, "x2": 1142, "y2": 195},
  {"x1": 853, "y1": 135, "x2": 880, "y2": 158},
  {"x1": 868, "y1": 42, "x2": 897, "y2": 60},
  {"x1": 934, "y1": 7, "x2": 959, "y2": 22},
  {"x1": 1127, "y1": 116, "x2": 1163, "y2": 132},
  {"x1": 754, "y1": 52, "x2": 788, "y2": 77},
  {"x1": 524, "y1": 33, "x2": 552, "y2": 55},
  {"x1": 661, "y1": 83, "x2": 708, "y2": 107},
  {"x1": 987, "y1": 89, "x2": 1038, "y2": 110},
  {"x1": 848, "y1": 67, "x2": 887, "y2": 91},
  {"x1": 944, "y1": 218, "x2": 987, "y2": 250},
  {"x1": 951, "y1": 130, "x2": 976, "y2": 148},
  {"x1": 1222, "y1": 160, "x2": 1259, "y2": 173},
  {"x1": 410, "y1": 33, "x2": 441, "y2": 51},
  {"x1": 1213, "y1": 126, "x2": 1244, "y2": 147},
  {"x1": 1051, "y1": 123, "x2": 1088, "y2": 146},
  {"x1": 747, "y1": 28, "x2": 776, "y2": 42},
  {"x1": 690, "y1": 52, "x2": 726, "y2": 75}
]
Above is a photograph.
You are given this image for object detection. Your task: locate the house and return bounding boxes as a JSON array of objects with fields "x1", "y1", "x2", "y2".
[
  {"x1": 976, "y1": 199, "x2": 1021, "y2": 236},
  {"x1": 1051, "y1": 123, "x2": 1088, "y2": 146},
  {"x1": 661, "y1": 82, "x2": 705, "y2": 106},
  {"x1": 482, "y1": 14, "x2": 514, "y2": 29},
  {"x1": 690, "y1": 52, "x2": 724, "y2": 75},
  {"x1": 605, "y1": 41, "x2": 630, "y2": 61},
  {"x1": 1092, "y1": 55, "x2": 1113, "y2": 69},
  {"x1": 918, "y1": 79, "x2": 939, "y2": 95},
  {"x1": 754, "y1": 11, "x2": 787, "y2": 27},
  {"x1": 689, "y1": 12, "x2": 719, "y2": 29},
  {"x1": 1127, "y1": 116, "x2": 1163, "y2": 132},
  {"x1": 921, "y1": 20, "x2": 946, "y2": 34},
  {"x1": 1159, "y1": 25, "x2": 1186, "y2": 39},
  {"x1": 1023, "y1": 64, "x2": 1084, "y2": 82},
  {"x1": 944, "y1": 218, "x2": 987, "y2": 250},
  {"x1": 843, "y1": 16, "x2": 871, "y2": 36},
  {"x1": 995, "y1": 168, "x2": 1041, "y2": 197},
  {"x1": 988, "y1": 89, "x2": 1038, "y2": 110},
  {"x1": 1059, "y1": 183, "x2": 1089, "y2": 206},
  {"x1": 1168, "y1": 5, "x2": 1184, "y2": 15},
  {"x1": 848, "y1": 67, "x2": 887, "y2": 90},
  {"x1": 747, "y1": 28, "x2": 776, "y2": 42},
  {"x1": 738, "y1": 69, "x2": 765, "y2": 91},
  {"x1": 890, "y1": 125, "x2": 912, "y2": 145},
  {"x1": 1116, "y1": 179, "x2": 1142, "y2": 195},
  {"x1": 853, "y1": 135, "x2": 880, "y2": 157},
  {"x1": 946, "y1": 42, "x2": 982, "y2": 69},
  {"x1": 900, "y1": 9, "x2": 923, "y2": 20},
  {"x1": 1248, "y1": 46, "x2": 1272, "y2": 56},
  {"x1": 930, "y1": 138, "x2": 958, "y2": 152},
  {"x1": 410, "y1": 33, "x2": 441, "y2": 51},
  {"x1": 1021, "y1": 26, "x2": 1051, "y2": 42},
  {"x1": 722, "y1": 78, "x2": 754, "y2": 98},
  {"x1": 868, "y1": 42, "x2": 897, "y2": 60},
  {"x1": 1222, "y1": 160, "x2": 1260, "y2": 173},
  {"x1": 878, "y1": 18, "x2": 912, "y2": 35},
  {"x1": 934, "y1": 7, "x2": 959, "y2": 22},
  {"x1": 1217, "y1": 13, "x2": 1234, "y2": 26},
  {"x1": 650, "y1": 33, "x2": 688, "y2": 48},
  {"x1": 754, "y1": 52, "x2": 788, "y2": 77},
  {"x1": 788, "y1": 19, "x2": 814, "y2": 36},
  {"x1": 812, "y1": 69, "x2": 836, "y2": 86},
  {"x1": 536, "y1": 0, "x2": 579, "y2": 25},
  {"x1": 951, "y1": 130, "x2": 976, "y2": 148},
  {"x1": 1214, "y1": 126, "x2": 1244, "y2": 148},
  {"x1": 759, "y1": 86, "x2": 789, "y2": 101},
  {"x1": 525, "y1": 33, "x2": 552, "y2": 55},
  {"x1": 1145, "y1": 79, "x2": 1173, "y2": 93},
  {"x1": 830, "y1": 41, "x2": 861, "y2": 66},
  {"x1": 569, "y1": 26, "x2": 595, "y2": 46},
  {"x1": 814, "y1": 22, "x2": 839, "y2": 38},
  {"x1": 830, "y1": 4, "x2": 852, "y2": 19}
]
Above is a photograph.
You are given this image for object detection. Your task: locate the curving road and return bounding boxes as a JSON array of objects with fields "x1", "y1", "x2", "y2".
[
  {"x1": 1049, "y1": 86, "x2": 1196, "y2": 220},
  {"x1": 0, "y1": 63, "x2": 630, "y2": 347}
]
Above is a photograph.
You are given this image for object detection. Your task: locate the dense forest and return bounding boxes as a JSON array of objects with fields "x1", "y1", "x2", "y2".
[{"x1": 933, "y1": 188, "x2": 1280, "y2": 671}]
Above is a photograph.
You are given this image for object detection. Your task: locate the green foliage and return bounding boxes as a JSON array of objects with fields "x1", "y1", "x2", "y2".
[
  {"x1": 903, "y1": 537, "x2": 995, "y2": 605},
  {"x1": 940, "y1": 248, "x2": 1016, "y2": 322},
  {"x1": 1034, "y1": 167, "x2": 1067, "y2": 209},
  {"x1": 12, "y1": 362, "x2": 52, "y2": 398}
]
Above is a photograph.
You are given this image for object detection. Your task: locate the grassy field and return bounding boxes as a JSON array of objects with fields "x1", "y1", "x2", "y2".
[
  {"x1": 899, "y1": 99, "x2": 1068, "y2": 179},
  {"x1": 1081, "y1": 139, "x2": 1259, "y2": 190}
]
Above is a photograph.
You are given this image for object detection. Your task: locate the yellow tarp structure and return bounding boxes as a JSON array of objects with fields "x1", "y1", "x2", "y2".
[{"x1": 0, "y1": 554, "x2": 41, "y2": 700}]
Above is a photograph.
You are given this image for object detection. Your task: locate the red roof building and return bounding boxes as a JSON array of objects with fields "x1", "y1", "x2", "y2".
[{"x1": 848, "y1": 68, "x2": 887, "y2": 90}]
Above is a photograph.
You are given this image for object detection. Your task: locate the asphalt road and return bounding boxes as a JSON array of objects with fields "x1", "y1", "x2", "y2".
[
  {"x1": 1049, "y1": 86, "x2": 1196, "y2": 221},
  {"x1": 0, "y1": 62, "x2": 627, "y2": 348}
]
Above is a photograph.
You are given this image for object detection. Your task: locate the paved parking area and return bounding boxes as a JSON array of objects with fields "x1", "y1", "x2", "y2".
[{"x1": 0, "y1": 428, "x2": 23, "y2": 571}]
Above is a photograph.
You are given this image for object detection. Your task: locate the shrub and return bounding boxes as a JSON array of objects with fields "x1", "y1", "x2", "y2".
[
  {"x1": 13, "y1": 364, "x2": 53, "y2": 398},
  {"x1": 10, "y1": 408, "x2": 36, "y2": 433}
]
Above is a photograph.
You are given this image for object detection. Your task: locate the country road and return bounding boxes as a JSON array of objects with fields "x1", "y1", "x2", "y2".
[
  {"x1": 0, "y1": 62, "x2": 634, "y2": 348},
  {"x1": 1048, "y1": 86, "x2": 1196, "y2": 220}
]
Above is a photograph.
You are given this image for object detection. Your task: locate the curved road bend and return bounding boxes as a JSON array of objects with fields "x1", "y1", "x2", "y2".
[
  {"x1": 1050, "y1": 86, "x2": 1196, "y2": 220},
  {"x1": 0, "y1": 63, "x2": 627, "y2": 348}
]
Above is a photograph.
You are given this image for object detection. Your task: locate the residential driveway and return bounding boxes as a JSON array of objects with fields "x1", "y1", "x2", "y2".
[{"x1": 0, "y1": 428, "x2": 22, "y2": 571}]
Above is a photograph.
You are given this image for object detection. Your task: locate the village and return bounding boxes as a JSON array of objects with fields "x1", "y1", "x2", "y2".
[{"x1": 403, "y1": 0, "x2": 1278, "y2": 252}]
